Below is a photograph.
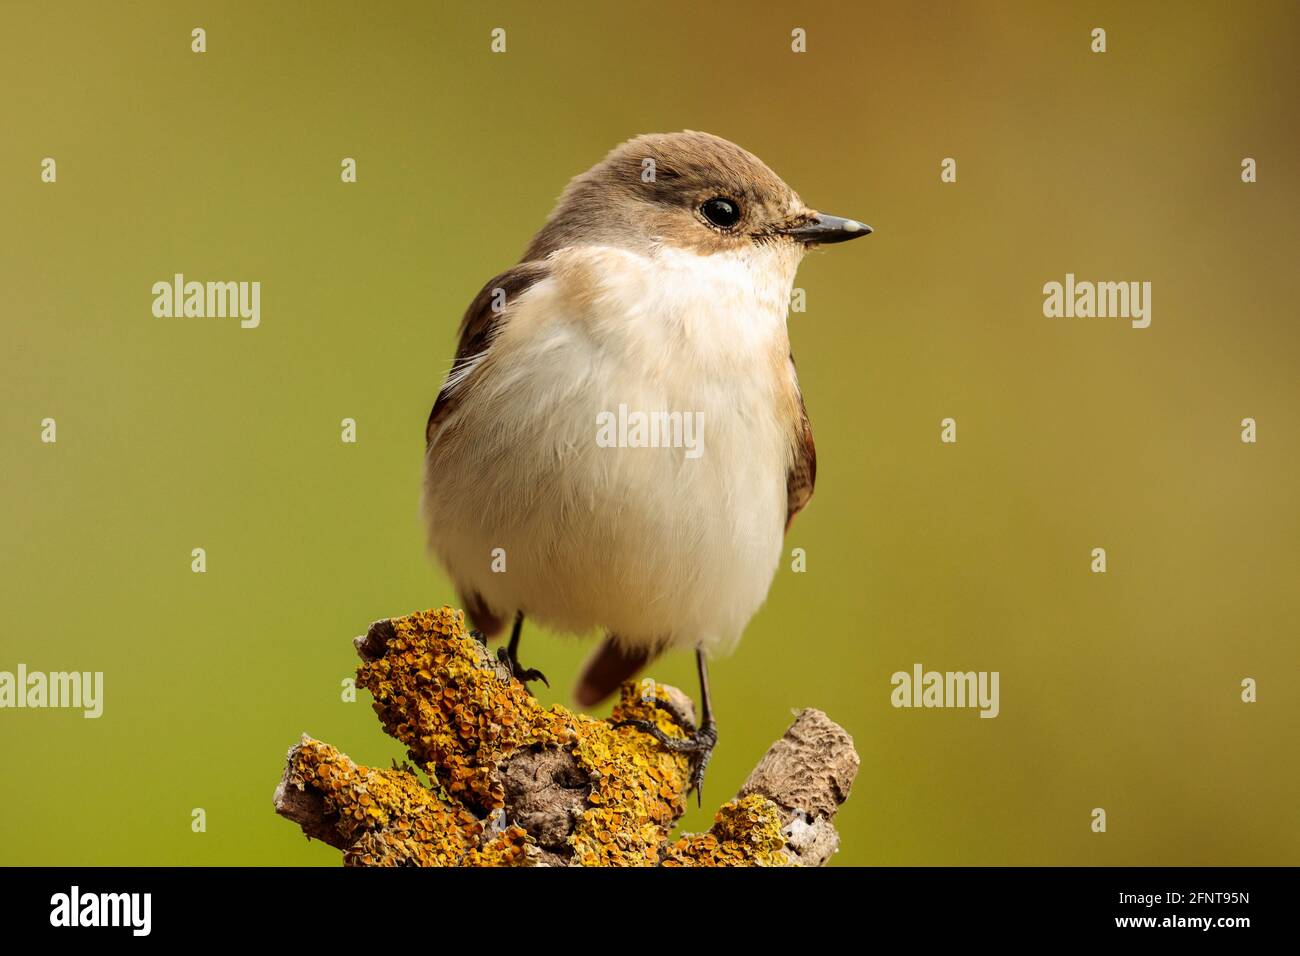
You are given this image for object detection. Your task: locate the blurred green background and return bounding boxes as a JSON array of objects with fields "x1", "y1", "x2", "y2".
[{"x1": 2, "y1": 1, "x2": 1297, "y2": 866}]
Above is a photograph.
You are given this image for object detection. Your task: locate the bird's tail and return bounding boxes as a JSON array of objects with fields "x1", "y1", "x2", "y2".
[{"x1": 573, "y1": 636, "x2": 659, "y2": 708}]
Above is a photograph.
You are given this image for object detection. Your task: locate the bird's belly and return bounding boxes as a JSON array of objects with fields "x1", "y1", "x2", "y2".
[{"x1": 423, "y1": 347, "x2": 788, "y2": 651}]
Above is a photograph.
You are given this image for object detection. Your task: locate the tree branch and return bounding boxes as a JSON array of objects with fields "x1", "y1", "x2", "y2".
[{"x1": 273, "y1": 607, "x2": 859, "y2": 866}]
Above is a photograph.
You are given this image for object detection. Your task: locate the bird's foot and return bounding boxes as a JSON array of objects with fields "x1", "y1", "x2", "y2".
[
  {"x1": 496, "y1": 645, "x2": 549, "y2": 691},
  {"x1": 617, "y1": 698, "x2": 718, "y2": 806}
]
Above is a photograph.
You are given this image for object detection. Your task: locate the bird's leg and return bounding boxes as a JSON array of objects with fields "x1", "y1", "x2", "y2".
[
  {"x1": 616, "y1": 648, "x2": 718, "y2": 806},
  {"x1": 496, "y1": 611, "x2": 549, "y2": 689}
]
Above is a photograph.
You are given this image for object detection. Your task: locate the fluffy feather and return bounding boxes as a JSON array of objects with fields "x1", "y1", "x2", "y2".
[{"x1": 422, "y1": 240, "x2": 802, "y2": 655}]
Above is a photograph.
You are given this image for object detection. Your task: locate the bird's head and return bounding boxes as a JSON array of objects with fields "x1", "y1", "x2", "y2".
[{"x1": 525, "y1": 131, "x2": 871, "y2": 265}]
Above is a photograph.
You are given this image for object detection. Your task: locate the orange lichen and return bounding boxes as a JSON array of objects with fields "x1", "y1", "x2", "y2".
[
  {"x1": 279, "y1": 606, "x2": 784, "y2": 866},
  {"x1": 570, "y1": 682, "x2": 692, "y2": 866},
  {"x1": 661, "y1": 794, "x2": 792, "y2": 867},
  {"x1": 284, "y1": 736, "x2": 532, "y2": 866},
  {"x1": 355, "y1": 607, "x2": 576, "y2": 813}
]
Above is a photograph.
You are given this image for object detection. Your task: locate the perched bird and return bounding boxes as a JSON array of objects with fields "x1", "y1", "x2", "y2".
[{"x1": 423, "y1": 131, "x2": 870, "y2": 795}]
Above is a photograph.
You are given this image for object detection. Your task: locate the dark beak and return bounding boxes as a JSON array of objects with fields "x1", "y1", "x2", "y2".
[{"x1": 782, "y1": 212, "x2": 873, "y2": 245}]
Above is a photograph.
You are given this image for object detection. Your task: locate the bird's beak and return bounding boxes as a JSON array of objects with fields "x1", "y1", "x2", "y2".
[{"x1": 781, "y1": 212, "x2": 873, "y2": 245}]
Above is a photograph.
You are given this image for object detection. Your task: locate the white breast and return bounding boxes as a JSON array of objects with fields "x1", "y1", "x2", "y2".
[{"x1": 423, "y1": 243, "x2": 800, "y2": 654}]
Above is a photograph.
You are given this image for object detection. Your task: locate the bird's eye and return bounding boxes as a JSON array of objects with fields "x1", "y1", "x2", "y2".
[{"x1": 700, "y1": 197, "x2": 741, "y2": 229}]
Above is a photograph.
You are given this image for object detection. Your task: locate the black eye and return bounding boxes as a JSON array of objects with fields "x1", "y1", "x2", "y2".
[{"x1": 700, "y1": 197, "x2": 741, "y2": 229}]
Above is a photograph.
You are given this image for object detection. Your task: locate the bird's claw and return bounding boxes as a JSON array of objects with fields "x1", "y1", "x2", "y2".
[
  {"x1": 686, "y1": 721, "x2": 718, "y2": 805},
  {"x1": 496, "y1": 645, "x2": 549, "y2": 690},
  {"x1": 616, "y1": 698, "x2": 717, "y2": 806}
]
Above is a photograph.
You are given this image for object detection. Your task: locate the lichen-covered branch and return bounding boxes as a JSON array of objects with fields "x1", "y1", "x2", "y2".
[{"x1": 273, "y1": 607, "x2": 859, "y2": 866}]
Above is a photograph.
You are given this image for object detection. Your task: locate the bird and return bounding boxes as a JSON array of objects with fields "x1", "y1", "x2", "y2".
[{"x1": 422, "y1": 130, "x2": 871, "y2": 797}]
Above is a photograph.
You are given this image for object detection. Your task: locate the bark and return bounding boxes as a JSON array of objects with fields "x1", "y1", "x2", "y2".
[{"x1": 274, "y1": 606, "x2": 859, "y2": 866}]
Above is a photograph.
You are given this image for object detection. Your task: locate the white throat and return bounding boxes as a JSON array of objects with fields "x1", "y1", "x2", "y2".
[{"x1": 557, "y1": 242, "x2": 800, "y2": 375}]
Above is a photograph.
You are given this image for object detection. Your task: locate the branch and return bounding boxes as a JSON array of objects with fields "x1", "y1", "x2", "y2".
[{"x1": 273, "y1": 607, "x2": 859, "y2": 866}]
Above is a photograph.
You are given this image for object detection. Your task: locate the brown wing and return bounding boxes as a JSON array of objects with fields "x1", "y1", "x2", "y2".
[
  {"x1": 785, "y1": 357, "x2": 816, "y2": 532},
  {"x1": 425, "y1": 261, "x2": 551, "y2": 447}
]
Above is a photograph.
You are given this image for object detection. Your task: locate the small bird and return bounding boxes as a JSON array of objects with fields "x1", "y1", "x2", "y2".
[{"x1": 423, "y1": 131, "x2": 870, "y2": 796}]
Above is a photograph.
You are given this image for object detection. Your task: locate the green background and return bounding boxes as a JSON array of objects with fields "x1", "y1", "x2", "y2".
[{"x1": 2, "y1": 1, "x2": 1297, "y2": 866}]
